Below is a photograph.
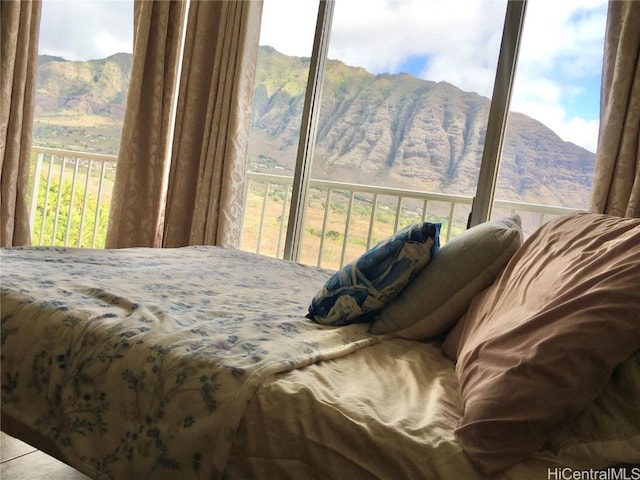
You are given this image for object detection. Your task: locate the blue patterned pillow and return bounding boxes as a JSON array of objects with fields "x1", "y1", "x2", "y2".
[{"x1": 307, "y1": 222, "x2": 441, "y2": 326}]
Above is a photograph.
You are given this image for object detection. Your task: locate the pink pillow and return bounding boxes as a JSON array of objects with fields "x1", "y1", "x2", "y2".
[{"x1": 444, "y1": 213, "x2": 640, "y2": 474}]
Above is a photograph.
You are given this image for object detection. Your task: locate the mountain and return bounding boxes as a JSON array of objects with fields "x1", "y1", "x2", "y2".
[
  {"x1": 35, "y1": 52, "x2": 131, "y2": 117},
  {"x1": 33, "y1": 47, "x2": 595, "y2": 208},
  {"x1": 249, "y1": 47, "x2": 594, "y2": 207},
  {"x1": 33, "y1": 53, "x2": 132, "y2": 154}
]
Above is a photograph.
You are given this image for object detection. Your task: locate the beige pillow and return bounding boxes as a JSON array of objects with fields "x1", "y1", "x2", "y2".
[
  {"x1": 370, "y1": 215, "x2": 522, "y2": 339},
  {"x1": 444, "y1": 213, "x2": 640, "y2": 475}
]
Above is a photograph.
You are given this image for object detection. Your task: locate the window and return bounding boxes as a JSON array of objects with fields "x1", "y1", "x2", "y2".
[
  {"x1": 301, "y1": 0, "x2": 507, "y2": 267},
  {"x1": 29, "y1": 0, "x2": 133, "y2": 247},
  {"x1": 34, "y1": 0, "x2": 133, "y2": 154},
  {"x1": 244, "y1": 0, "x2": 606, "y2": 269},
  {"x1": 491, "y1": 0, "x2": 607, "y2": 234},
  {"x1": 242, "y1": 0, "x2": 319, "y2": 259}
]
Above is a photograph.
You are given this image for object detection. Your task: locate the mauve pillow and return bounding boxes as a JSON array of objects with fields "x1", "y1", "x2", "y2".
[
  {"x1": 443, "y1": 213, "x2": 640, "y2": 475},
  {"x1": 370, "y1": 215, "x2": 522, "y2": 339},
  {"x1": 538, "y1": 348, "x2": 640, "y2": 467}
]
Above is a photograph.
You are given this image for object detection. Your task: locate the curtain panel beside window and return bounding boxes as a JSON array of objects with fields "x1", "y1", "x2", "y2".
[
  {"x1": 0, "y1": 0, "x2": 41, "y2": 247},
  {"x1": 590, "y1": 0, "x2": 640, "y2": 219},
  {"x1": 106, "y1": 0, "x2": 263, "y2": 249},
  {"x1": 163, "y1": 0, "x2": 263, "y2": 248},
  {"x1": 105, "y1": 0, "x2": 187, "y2": 248}
]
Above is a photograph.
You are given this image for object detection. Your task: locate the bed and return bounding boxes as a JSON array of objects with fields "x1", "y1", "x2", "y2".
[{"x1": 2, "y1": 212, "x2": 639, "y2": 479}]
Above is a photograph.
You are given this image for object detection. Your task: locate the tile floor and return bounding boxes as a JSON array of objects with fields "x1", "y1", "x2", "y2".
[{"x1": 1, "y1": 432, "x2": 90, "y2": 479}]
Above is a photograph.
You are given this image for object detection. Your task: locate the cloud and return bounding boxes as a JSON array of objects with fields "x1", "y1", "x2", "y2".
[
  {"x1": 510, "y1": 97, "x2": 600, "y2": 152},
  {"x1": 260, "y1": 0, "x2": 506, "y2": 99},
  {"x1": 259, "y1": 0, "x2": 318, "y2": 58},
  {"x1": 328, "y1": 0, "x2": 506, "y2": 97},
  {"x1": 38, "y1": 0, "x2": 133, "y2": 61},
  {"x1": 508, "y1": 0, "x2": 608, "y2": 152}
]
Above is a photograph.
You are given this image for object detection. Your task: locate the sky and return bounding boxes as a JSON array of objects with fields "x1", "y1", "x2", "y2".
[{"x1": 38, "y1": 0, "x2": 607, "y2": 153}]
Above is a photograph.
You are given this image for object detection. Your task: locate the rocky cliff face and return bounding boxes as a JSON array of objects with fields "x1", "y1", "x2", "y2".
[
  {"x1": 249, "y1": 47, "x2": 594, "y2": 207},
  {"x1": 36, "y1": 53, "x2": 132, "y2": 118},
  {"x1": 33, "y1": 47, "x2": 595, "y2": 207}
]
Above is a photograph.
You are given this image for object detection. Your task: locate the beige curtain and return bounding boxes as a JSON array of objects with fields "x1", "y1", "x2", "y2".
[
  {"x1": 106, "y1": 0, "x2": 187, "y2": 248},
  {"x1": 163, "y1": 0, "x2": 263, "y2": 248},
  {"x1": 590, "y1": 0, "x2": 640, "y2": 218},
  {"x1": 0, "y1": 0, "x2": 41, "y2": 247}
]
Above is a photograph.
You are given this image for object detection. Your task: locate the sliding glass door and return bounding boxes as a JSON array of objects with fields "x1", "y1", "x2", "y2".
[
  {"x1": 243, "y1": 0, "x2": 606, "y2": 269},
  {"x1": 295, "y1": 0, "x2": 510, "y2": 269}
]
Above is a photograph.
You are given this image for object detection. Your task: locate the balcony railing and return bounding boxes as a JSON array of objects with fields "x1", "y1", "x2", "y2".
[
  {"x1": 28, "y1": 147, "x2": 116, "y2": 249},
  {"x1": 27, "y1": 147, "x2": 580, "y2": 270}
]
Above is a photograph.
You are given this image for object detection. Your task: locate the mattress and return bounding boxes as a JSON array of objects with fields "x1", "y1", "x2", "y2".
[
  {"x1": 228, "y1": 337, "x2": 640, "y2": 479},
  {"x1": 0, "y1": 246, "x2": 382, "y2": 479}
]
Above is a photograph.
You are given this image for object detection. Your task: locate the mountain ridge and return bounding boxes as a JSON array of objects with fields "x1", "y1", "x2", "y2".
[{"x1": 32, "y1": 47, "x2": 594, "y2": 208}]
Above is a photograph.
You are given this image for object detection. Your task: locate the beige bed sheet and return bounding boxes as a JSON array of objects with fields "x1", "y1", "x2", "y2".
[{"x1": 225, "y1": 338, "x2": 585, "y2": 479}]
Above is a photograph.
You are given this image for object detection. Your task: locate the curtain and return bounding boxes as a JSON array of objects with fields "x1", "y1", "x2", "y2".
[
  {"x1": 105, "y1": 0, "x2": 187, "y2": 248},
  {"x1": 0, "y1": 0, "x2": 41, "y2": 247},
  {"x1": 163, "y1": 0, "x2": 263, "y2": 248},
  {"x1": 590, "y1": 0, "x2": 640, "y2": 218}
]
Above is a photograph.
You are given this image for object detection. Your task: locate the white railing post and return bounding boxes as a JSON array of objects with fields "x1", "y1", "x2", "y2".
[
  {"x1": 29, "y1": 152, "x2": 44, "y2": 232},
  {"x1": 51, "y1": 155, "x2": 68, "y2": 243},
  {"x1": 366, "y1": 194, "x2": 379, "y2": 250},
  {"x1": 77, "y1": 161, "x2": 93, "y2": 247},
  {"x1": 317, "y1": 188, "x2": 332, "y2": 266},
  {"x1": 91, "y1": 161, "x2": 108, "y2": 248},
  {"x1": 239, "y1": 178, "x2": 251, "y2": 250},
  {"x1": 393, "y1": 197, "x2": 403, "y2": 233},
  {"x1": 421, "y1": 199, "x2": 429, "y2": 222},
  {"x1": 275, "y1": 186, "x2": 290, "y2": 258},
  {"x1": 339, "y1": 191, "x2": 356, "y2": 267},
  {"x1": 256, "y1": 181, "x2": 270, "y2": 254},
  {"x1": 446, "y1": 202, "x2": 456, "y2": 242},
  {"x1": 64, "y1": 158, "x2": 81, "y2": 246},
  {"x1": 41, "y1": 155, "x2": 55, "y2": 245}
]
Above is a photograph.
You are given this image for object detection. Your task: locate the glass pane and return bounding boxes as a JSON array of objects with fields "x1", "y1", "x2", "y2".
[
  {"x1": 35, "y1": 0, "x2": 133, "y2": 154},
  {"x1": 306, "y1": 0, "x2": 508, "y2": 268},
  {"x1": 242, "y1": 0, "x2": 319, "y2": 258},
  {"x1": 492, "y1": 0, "x2": 607, "y2": 235},
  {"x1": 30, "y1": 0, "x2": 133, "y2": 247}
]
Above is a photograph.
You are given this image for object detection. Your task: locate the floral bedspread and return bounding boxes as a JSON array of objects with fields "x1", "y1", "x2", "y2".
[{"x1": 1, "y1": 246, "x2": 383, "y2": 479}]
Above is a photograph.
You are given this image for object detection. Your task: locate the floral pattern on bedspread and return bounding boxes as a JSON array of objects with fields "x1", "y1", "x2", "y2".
[{"x1": 0, "y1": 246, "x2": 383, "y2": 479}]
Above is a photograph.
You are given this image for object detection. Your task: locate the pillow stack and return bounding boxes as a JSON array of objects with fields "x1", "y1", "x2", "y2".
[
  {"x1": 307, "y1": 215, "x2": 524, "y2": 335},
  {"x1": 442, "y1": 212, "x2": 640, "y2": 474},
  {"x1": 370, "y1": 214, "x2": 523, "y2": 339}
]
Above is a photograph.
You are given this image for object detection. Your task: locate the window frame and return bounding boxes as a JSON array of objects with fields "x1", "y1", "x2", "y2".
[{"x1": 283, "y1": 0, "x2": 528, "y2": 261}]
